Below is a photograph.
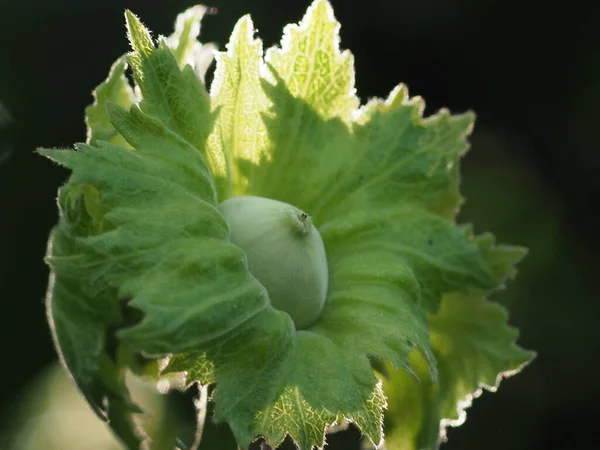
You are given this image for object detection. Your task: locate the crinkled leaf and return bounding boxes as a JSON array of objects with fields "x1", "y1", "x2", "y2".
[
  {"x1": 164, "y1": 325, "x2": 386, "y2": 450},
  {"x1": 40, "y1": 1, "x2": 533, "y2": 450},
  {"x1": 41, "y1": 104, "x2": 269, "y2": 355},
  {"x1": 237, "y1": 0, "x2": 358, "y2": 210},
  {"x1": 380, "y1": 250, "x2": 534, "y2": 450},
  {"x1": 192, "y1": 1, "x2": 432, "y2": 445},
  {"x1": 254, "y1": 332, "x2": 387, "y2": 450},
  {"x1": 206, "y1": 14, "x2": 271, "y2": 199},
  {"x1": 311, "y1": 246, "x2": 432, "y2": 374},
  {"x1": 43, "y1": 190, "x2": 143, "y2": 449},
  {"x1": 125, "y1": 11, "x2": 220, "y2": 174},
  {"x1": 321, "y1": 206, "x2": 498, "y2": 313},
  {"x1": 40, "y1": 9, "x2": 218, "y2": 448},
  {"x1": 226, "y1": 1, "x2": 485, "y2": 316}
]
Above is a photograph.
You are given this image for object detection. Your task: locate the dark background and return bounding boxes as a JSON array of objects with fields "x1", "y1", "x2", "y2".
[{"x1": 0, "y1": 0, "x2": 599, "y2": 449}]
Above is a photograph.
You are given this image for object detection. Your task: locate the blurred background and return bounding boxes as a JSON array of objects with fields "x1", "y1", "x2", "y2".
[{"x1": 0, "y1": 0, "x2": 598, "y2": 449}]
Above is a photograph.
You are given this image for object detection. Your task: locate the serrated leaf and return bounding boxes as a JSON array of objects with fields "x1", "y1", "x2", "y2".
[
  {"x1": 40, "y1": 1, "x2": 533, "y2": 449},
  {"x1": 377, "y1": 235, "x2": 532, "y2": 450},
  {"x1": 207, "y1": 14, "x2": 270, "y2": 199},
  {"x1": 320, "y1": 205, "x2": 498, "y2": 314},
  {"x1": 40, "y1": 8, "x2": 221, "y2": 449},
  {"x1": 124, "y1": 11, "x2": 220, "y2": 175},
  {"x1": 41, "y1": 104, "x2": 269, "y2": 356},
  {"x1": 254, "y1": 332, "x2": 386, "y2": 450},
  {"x1": 326, "y1": 86, "x2": 473, "y2": 221},
  {"x1": 473, "y1": 229, "x2": 528, "y2": 283},
  {"x1": 165, "y1": 324, "x2": 385, "y2": 450},
  {"x1": 236, "y1": 0, "x2": 358, "y2": 210},
  {"x1": 311, "y1": 246, "x2": 433, "y2": 375},
  {"x1": 381, "y1": 292, "x2": 534, "y2": 450},
  {"x1": 44, "y1": 210, "x2": 144, "y2": 448},
  {"x1": 265, "y1": 0, "x2": 357, "y2": 119}
]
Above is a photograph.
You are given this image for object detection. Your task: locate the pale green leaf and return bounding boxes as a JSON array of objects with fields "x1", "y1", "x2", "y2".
[
  {"x1": 166, "y1": 351, "x2": 214, "y2": 386},
  {"x1": 264, "y1": 0, "x2": 357, "y2": 119},
  {"x1": 254, "y1": 332, "x2": 386, "y2": 450},
  {"x1": 207, "y1": 15, "x2": 270, "y2": 199},
  {"x1": 236, "y1": 0, "x2": 358, "y2": 211},
  {"x1": 378, "y1": 233, "x2": 531, "y2": 450},
  {"x1": 233, "y1": 1, "x2": 471, "y2": 224},
  {"x1": 164, "y1": 325, "x2": 385, "y2": 450},
  {"x1": 40, "y1": 2, "x2": 533, "y2": 450},
  {"x1": 382, "y1": 293, "x2": 534, "y2": 450},
  {"x1": 165, "y1": 5, "x2": 216, "y2": 81},
  {"x1": 472, "y1": 229, "x2": 528, "y2": 284},
  {"x1": 85, "y1": 57, "x2": 134, "y2": 147}
]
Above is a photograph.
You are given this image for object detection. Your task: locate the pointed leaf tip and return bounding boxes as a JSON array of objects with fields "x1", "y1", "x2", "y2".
[
  {"x1": 224, "y1": 15, "x2": 260, "y2": 58},
  {"x1": 125, "y1": 9, "x2": 154, "y2": 57},
  {"x1": 307, "y1": 0, "x2": 336, "y2": 19}
]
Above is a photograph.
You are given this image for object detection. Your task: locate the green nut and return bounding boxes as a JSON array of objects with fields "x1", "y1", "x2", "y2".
[{"x1": 218, "y1": 196, "x2": 328, "y2": 329}]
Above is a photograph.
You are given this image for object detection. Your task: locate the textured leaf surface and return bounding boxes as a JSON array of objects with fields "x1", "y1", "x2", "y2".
[
  {"x1": 165, "y1": 325, "x2": 386, "y2": 450},
  {"x1": 206, "y1": 14, "x2": 270, "y2": 199},
  {"x1": 40, "y1": 9, "x2": 218, "y2": 449},
  {"x1": 44, "y1": 188, "x2": 143, "y2": 449},
  {"x1": 380, "y1": 249, "x2": 534, "y2": 450},
  {"x1": 42, "y1": 103, "x2": 269, "y2": 355},
  {"x1": 40, "y1": 1, "x2": 532, "y2": 449},
  {"x1": 125, "y1": 11, "x2": 218, "y2": 173}
]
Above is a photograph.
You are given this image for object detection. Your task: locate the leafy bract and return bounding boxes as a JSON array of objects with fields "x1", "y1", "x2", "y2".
[
  {"x1": 43, "y1": 188, "x2": 143, "y2": 449},
  {"x1": 85, "y1": 4, "x2": 215, "y2": 149},
  {"x1": 381, "y1": 291, "x2": 534, "y2": 450},
  {"x1": 40, "y1": 1, "x2": 532, "y2": 449}
]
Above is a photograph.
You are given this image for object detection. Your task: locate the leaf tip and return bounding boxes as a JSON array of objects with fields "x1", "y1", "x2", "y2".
[
  {"x1": 226, "y1": 14, "x2": 260, "y2": 54},
  {"x1": 125, "y1": 9, "x2": 154, "y2": 57},
  {"x1": 306, "y1": 0, "x2": 336, "y2": 22},
  {"x1": 36, "y1": 147, "x2": 75, "y2": 167},
  {"x1": 295, "y1": 0, "x2": 341, "y2": 47},
  {"x1": 234, "y1": 13, "x2": 255, "y2": 32}
]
